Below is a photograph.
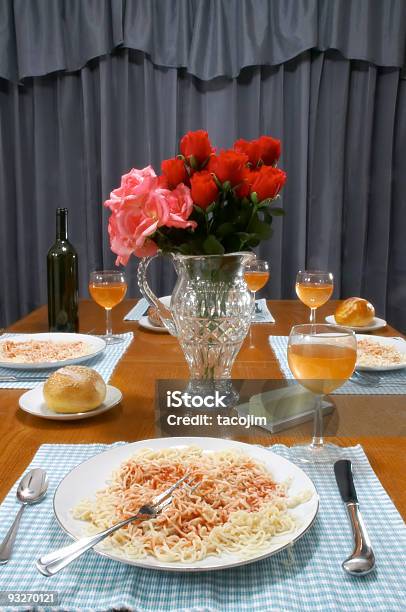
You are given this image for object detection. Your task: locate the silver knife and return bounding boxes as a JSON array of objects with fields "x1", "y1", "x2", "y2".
[{"x1": 334, "y1": 460, "x2": 375, "y2": 575}]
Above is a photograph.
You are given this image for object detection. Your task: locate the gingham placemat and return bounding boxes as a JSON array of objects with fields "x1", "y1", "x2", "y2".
[
  {"x1": 0, "y1": 442, "x2": 404, "y2": 611},
  {"x1": 124, "y1": 299, "x2": 149, "y2": 321},
  {"x1": 269, "y1": 335, "x2": 406, "y2": 394},
  {"x1": 0, "y1": 333, "x2": 133, "y2": 389}
]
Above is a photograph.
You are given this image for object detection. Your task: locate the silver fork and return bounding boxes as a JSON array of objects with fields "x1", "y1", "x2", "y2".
[
  {"x1": 349, "y1": 370, "x2": 406, "y2": 388},
  {"x1": 0, "y1": 376, "x2": 48, "y2": 383},
  {"x1": 36, "y1": 474, "x2": 199, "y2": 576}
]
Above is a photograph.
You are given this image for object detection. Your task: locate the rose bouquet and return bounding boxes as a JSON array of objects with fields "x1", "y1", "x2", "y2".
[{"x1": 105, "y1": 130, "x2": 286, "y2": 264}]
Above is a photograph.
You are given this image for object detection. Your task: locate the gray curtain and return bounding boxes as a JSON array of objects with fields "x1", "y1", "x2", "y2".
[
  {"x1": 1, "y1": 0, "x2": 405, "y2": 81},
  {"x1": 1, "y1": 47, "x2": 405, "y2": 330}
]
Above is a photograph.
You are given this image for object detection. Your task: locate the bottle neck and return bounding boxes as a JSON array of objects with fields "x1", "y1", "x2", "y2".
[{"x1": 56, "y1": 209, "x2": 68, "y2": 240}]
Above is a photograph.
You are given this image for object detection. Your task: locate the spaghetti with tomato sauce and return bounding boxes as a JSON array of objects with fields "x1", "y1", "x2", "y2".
[{"x1": 73, "y1": 446, "x2": 310, "y2": 563}]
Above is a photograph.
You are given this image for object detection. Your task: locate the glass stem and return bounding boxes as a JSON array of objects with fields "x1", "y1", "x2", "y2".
[
  {"x1": 249, "y1": 291, "x2": 255, "y2": 347},
  {"x1": 310, "y1": 307, "x2": 316, "y2": 324},
  {"x1": 105, "y1": 308, "x2": 112, "y2": 337},
  {"x1": 311, "y1": 394, "x2": 324, "y2": 448}
]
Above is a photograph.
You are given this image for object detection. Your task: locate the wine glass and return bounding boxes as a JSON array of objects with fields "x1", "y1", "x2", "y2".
[
  {"x1": 287, "y1": 324, "x2": 357, "y2": 463},
  {"x1": 295, "y1": 270, "x2": 334, "y2": 323},
  {"x1": 244, "y1": 260, "x2": 270, "y2": 347},
  {"x1": 89, "y1": 270, "x2": 127, "y2": 344},
  {"x1": 244, "y1": 260, "x2": 270, "y2": 312}
]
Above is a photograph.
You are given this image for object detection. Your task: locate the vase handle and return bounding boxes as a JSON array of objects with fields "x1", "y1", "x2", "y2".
[{"x1": 137, "y1": 255, "x2": 177, "y2": 336}]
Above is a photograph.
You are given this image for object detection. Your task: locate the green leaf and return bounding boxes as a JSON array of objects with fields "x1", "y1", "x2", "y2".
[
  {"x1": 200, "y1": 156, "x2": 211, "y2": 169},
  {"x1": 269, "y1": 207, "x2": 285, "y2": 216},
  {"x1": 257, "y1": 198, "x2": 272, "y2": 209},
  {"x1": 247, "y1": 216, "x2": 273, "y2": 240},
  {"x1": 189, "y1": 155, "x2": 198, "y2": 170},
  {"x1": 235, "y1": 207, "x2": 251, "y2": 227},
  {"x1": 216, "y1": 222, "x2": 236, "y2": 238},
  {"x1": 212, "y1": 173, "x2": 223, "y2": 189},
  {"x1": 177, "y1": 242, "x2": 195, "y2": 255},
  {"x1": 193, "y1": 204, "x2": 206, "y2": 216},
  {"x1": 205, "y1": 201, "x2": 217, "y2": 214},
  {"x1": 223, "y1": 234, "x2": 244, "y2": 253},
  {"x1": 245, "y1": 237, "x2": 261, "y2": 247},
  {"x1": 203, "y1": 235, "x2": 225, "y2": 255},
  {"x1": 262, "y1": 209, "x2": 274, "y2": 223},
  {"x1": 235, "y1": 232, "x2": 252, "y2": 241}
]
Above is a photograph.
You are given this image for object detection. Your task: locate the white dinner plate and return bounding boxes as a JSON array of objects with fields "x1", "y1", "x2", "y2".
[
  {"x1": 0, "y1": 333, "x2": 106, "y2": 370},
  {"x1": 355, "y1": 334, "x2": 406, "y2": 371},
  {"x1": 53, "y1": 437, "x2": 319, "y2": 572},
  {"x1": 139, "y1": 295, "x2": 171, "y2": 333},
  {"x1": 325, "y1": 314, "x2": 387, "y2": 332},
  {"x1": 19, "y1": 383, "x2": 122, "y2": 420}
]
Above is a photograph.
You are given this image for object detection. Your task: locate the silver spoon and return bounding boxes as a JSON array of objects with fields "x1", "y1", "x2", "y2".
[{"x1": 0, "y1": 468, "x2": 48, "y2": 564}]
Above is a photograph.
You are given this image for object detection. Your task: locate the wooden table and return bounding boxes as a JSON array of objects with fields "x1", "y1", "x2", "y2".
[{"x1": 1, "y1": 300, "x2": 405, "y2": 518}]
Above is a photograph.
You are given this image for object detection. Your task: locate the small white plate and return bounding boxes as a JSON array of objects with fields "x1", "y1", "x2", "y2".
[
  {"x1": 355, "y1": 334, "x2": 406, "y2": 371},
  {"x1": 53, "y1": 437, "x2": 318, "y2": 572},
  {"x1": 325, "y1": 314, "x2": 387, "y2": 332},
  {"x1": 138, "y1": 316, "x2": 169, "y2": 333},
  {"x1": 19, "y1": 383, "x2": 122, "y2": 420},
  {"x1": 0, "y1": 333, "x2": 106, "y2": 370}
]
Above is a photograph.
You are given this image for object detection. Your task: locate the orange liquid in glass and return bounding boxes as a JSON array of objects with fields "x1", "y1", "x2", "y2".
[
  {"x1": 89, "y1": 282, "x2": 127, "y2": 309},
  {"x1": 244, "y1": 271, "x2": 270, "y2": 292},
  {"x1": 288, "y1": 343, "x2": 356, "y2": 394},
  {"x1": 295, "y1": 282, "x2": 333, "y2": 308}
]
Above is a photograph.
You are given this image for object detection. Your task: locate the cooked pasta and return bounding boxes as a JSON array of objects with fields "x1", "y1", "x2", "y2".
[{"x1": 73, "y1": 446, "x2": 311, "y2": 563}]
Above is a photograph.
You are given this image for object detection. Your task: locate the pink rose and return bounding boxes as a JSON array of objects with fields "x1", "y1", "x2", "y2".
[
  {"x1": 108, "y1": 207, "x2": 159, "y2": 264},
  {"x1": 166, "y1": 183, "x2": 197, "y2": 229},
  {"x1": 108, "y1": 211, "x2": 156, "y2": 265},
  {"x1": 104, "y1": 166, "x2": 196, "y2": 264},
  {"x1": 133, "y1": 188, "x2": 171, "y2": 251},
  {"x1": 104, "y1": 166, "x2": 157, "y2": 211}
]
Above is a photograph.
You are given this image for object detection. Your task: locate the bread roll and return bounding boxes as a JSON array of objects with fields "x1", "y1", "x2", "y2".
[
  {"x1": 43, "y1": 366, "x2": 106, "y2": 413},
  {"x1": 335, "y1": 298, "x2": 375, "y2": 327},
  {"x1": 147, "y1": 306, "x2": 164, "y2": 327}
]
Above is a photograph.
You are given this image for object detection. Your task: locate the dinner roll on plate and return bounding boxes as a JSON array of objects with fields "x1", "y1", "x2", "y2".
[
  {"x1": 147, "y1": 306, "x2": 164, "y2": 328},
  {"x1": 43, "y1": 366, "x2": 106, "y2": 413},
  {"x1": 335, "y1": 297, "x2": 375, "y2": 327}
]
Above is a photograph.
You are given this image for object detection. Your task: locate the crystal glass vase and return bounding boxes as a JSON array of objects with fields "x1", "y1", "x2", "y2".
[{"x1": 138, "y1": 253, "x2": 255, "y2": 397}]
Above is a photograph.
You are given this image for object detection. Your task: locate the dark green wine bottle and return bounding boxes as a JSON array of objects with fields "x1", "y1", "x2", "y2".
[{"x1": 47, "y1": 208, "x2": 79, "y2": 332}]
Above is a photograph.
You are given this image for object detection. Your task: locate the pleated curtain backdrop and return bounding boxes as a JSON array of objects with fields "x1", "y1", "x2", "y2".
[{"x1": 0, "y1": 1, "x2": 405, "y2": 331}]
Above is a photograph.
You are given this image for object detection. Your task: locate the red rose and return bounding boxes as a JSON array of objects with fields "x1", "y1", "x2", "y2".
[
  {"x1": 161, "y1": 158, "x2": 188, "y2": 189},
  {"x1": 190, "y1": 171, "x2": 219, "y2": 209},
  {"x1": 257, "y1": 136, "x2": 281, "y2": 165},
  {"x1": 234, "y1": 139, "x2": 262, "y2": 166},
  {"x1": 180, "y1": 130, "x2": 214, "y2": 165},
  {"x1": 250, "y1": 166, "x2": 286, "y2": 201},
  {"x1": 209, "y1": 150, "x2": 249, "y2": 186}
]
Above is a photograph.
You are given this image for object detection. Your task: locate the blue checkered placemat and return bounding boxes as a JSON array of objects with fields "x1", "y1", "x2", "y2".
[
  {"x1": 269, "y1": 335, "x2": 406, "y2": 394},
  {"x1": 0, "y1": 442, "x2": 404, "y2": 611},
  {"x1": 0, "y1": 333, "x2": 133, "y2": 389}
]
